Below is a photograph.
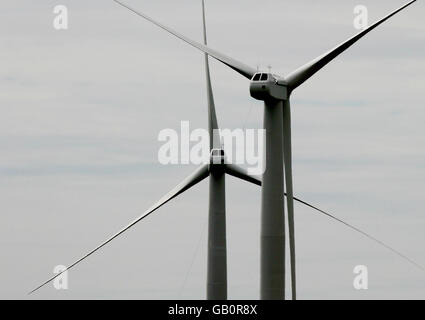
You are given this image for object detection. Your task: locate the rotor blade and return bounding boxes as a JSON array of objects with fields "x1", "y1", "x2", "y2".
[
  {"x1": 113, "y1": 0, "x2": 256, "y2": 80},
  {"x1": 285, "y1": 0, "x2": 417, "y2": 90},
  {"x1": 283, "y1": 101, "x2": 296, "y2": 300},
  {"x1": 225, "y1": 164, "x2": 424, "y2": 271},
  {"x1": 295, "y1": 198, "x2": 425, "y2": 272},
  {"x1": 224, "y1": 163, "x2": 261, "y2": 186},
  {"x1": 29, "y1": 164, "x2": 210, "y2": 295},
  {"x1": 202, "y1": 0, "x2": 221, "y2": 150}
]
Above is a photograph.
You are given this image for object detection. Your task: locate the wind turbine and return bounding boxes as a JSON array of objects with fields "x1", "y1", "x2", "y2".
[
  {"x1": 30, "y1": 0, "x2": 422, "y2": 300},
  {"x1": 26, "y1": 0, "x2": 311, "y2": 299},
  {"x1": 105, "y1": 0, "x2": 417, "y2": 300}
]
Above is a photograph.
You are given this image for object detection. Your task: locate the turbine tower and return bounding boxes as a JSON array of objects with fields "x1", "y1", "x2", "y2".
[{"x1": 30, "y1": 0, "x2": 422, "y2": 299}]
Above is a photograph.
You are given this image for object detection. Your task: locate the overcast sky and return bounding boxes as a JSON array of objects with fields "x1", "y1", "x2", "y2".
[{"x1": 1, "y1": 0, "x2": 424, "y2": 299}]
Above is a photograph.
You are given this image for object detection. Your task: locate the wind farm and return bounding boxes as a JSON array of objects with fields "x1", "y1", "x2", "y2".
[{"x1": 23, "y1": 0, "x2": 423, "y2": 300}]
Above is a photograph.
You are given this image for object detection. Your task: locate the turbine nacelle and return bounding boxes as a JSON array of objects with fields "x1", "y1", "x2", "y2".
[
  {"x1": 209, "y1": 148, "x2": 226, "y2": 171},
  {"x1": 250, "y1": 72, "x2": 288, "y2": 101}
]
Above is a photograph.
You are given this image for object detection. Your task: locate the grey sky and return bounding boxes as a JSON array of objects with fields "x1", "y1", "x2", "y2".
[{"x1": 1, "y1": 0, "x2": 424, "y2": 299}]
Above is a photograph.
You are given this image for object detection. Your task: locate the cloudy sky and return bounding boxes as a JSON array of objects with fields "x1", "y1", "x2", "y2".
[{"x1": 1, "y1": 0, "x2": 424, "y2": 299}]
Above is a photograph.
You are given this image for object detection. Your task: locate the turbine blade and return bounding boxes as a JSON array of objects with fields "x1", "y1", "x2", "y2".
[
  {"x1": 225, "y1": 164, "x2": 424, "y2": 271},
  {"x1": 285, "y1": 0, "x2": 417, "y2": 90},
  {"x1": 29, "y1": 164, "x2": 210, "y2": 295},
  {"x1": 295, "y1": 198, "x2": 425, "y2": 272},
  {"x1": 113, "y1": 0, "x2": 256, "y2": 80},
  {"x1": 224, "y1": 163, "x2": 261, "y2": 186},
  {"x1": 202, "y1": 0, "x2": 220, "y2": 150},
  {"x1": 283, "y1": 101, "x2": 296, "y2": 300}
]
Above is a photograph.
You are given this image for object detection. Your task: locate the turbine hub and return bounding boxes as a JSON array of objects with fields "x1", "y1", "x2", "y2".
[{"x1": 250, "y1": 73, "x2": 288, "y2": 101}]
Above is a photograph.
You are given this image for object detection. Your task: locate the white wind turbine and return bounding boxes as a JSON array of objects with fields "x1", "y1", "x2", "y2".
[{"x1": 30, "y1": 0, "x2": 422, "y2": 300}]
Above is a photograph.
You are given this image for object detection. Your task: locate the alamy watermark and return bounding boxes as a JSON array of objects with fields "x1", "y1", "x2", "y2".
[
  {"x1": 53, "y1": 265, "x2": 68, "y2": 290},
  {"x1": 158, "y1": 121, "x2": 265, "y2": 175},
  {"x1": 53, "y1": 5, "x2": 68, "y2": 30},
  {"x1": 353, "y1": 265, "x2": 368, "y2": 290},
  {"x1": 354, "y1": 5, "x2": 368, "y2": 30}
]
